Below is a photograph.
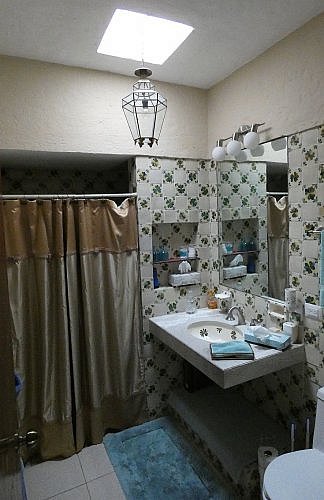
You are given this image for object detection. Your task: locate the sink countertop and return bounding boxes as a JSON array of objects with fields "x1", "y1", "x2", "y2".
[{"x1": 149, "y1": 308, "x2": 305, "y2": 389}]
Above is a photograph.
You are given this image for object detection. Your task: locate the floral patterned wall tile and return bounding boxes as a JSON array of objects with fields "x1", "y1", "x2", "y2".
[{"x1": 135, "y1": 124, "x2": 324, "y2": 426}]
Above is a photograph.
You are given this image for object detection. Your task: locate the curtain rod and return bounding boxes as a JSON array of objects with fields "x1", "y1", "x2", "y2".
[
  {"x1": 0, "y1": 193, "x2": 137, "y2": 200},
  {"x1": 266, "y1": 191, "x2": 288, "y2": 196}
]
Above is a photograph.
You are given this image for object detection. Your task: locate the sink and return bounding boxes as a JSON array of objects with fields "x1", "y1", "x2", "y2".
[
  {"x1": 187, "y1": 320, "x2": 243, "y2": 342},
  {"x1": 149, "y1": 308, "x2": 306, "y2": 389}
]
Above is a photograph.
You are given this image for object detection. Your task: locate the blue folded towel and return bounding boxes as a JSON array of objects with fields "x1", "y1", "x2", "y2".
[{"x1": 210, "y1": 340, "x2": 254, "y2": 360}]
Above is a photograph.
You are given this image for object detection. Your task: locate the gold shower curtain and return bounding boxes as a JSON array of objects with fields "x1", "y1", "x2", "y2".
[{"x1": 3, "y1": 198, "x2": 146, "y2": 459}]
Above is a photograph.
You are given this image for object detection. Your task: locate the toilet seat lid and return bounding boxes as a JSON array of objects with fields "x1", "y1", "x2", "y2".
[{"x1": 263, "y1": 449, "x2": 324, "y2": 500}]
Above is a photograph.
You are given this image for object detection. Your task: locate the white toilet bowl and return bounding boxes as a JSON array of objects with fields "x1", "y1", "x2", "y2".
[
  {"x1": 262, "y1": 387, "x2": 324, "y2": 500},
  {"x1": 262, "y1": 449, "x2": 324, "y2": 499}
]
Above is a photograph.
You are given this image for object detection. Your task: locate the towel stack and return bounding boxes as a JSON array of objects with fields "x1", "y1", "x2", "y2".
[{"x1": 320, "y1": 230, "x2": 324, "y2": 307}]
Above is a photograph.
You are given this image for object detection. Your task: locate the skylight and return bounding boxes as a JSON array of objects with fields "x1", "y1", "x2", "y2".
[{"x1": 97, "y1": 9, "x2": 194, "y2": 65}]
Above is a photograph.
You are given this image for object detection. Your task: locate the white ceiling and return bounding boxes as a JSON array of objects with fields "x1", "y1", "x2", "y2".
[{"x1": 0, "y1": 0, "x2": 323, "y2": 89}]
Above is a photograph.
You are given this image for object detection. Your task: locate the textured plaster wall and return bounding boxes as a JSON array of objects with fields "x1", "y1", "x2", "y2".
[
  {"x1": 0, "y1": 55, "x2": 207, "y2": 159},
  {"x1": 1, "y1": 13, "x2": 322, "y2": 161},
  {"x1": 207, "y1": 13, "x2": 324, "y2": 155}
]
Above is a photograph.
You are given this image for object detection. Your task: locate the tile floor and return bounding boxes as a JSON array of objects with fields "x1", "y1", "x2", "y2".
[{"x1": 24, "y1": 443, "x2": 126, "y2": 500}]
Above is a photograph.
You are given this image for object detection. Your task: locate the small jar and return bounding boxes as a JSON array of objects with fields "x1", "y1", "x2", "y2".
[
  {"x1": 179, "y1": 247, "x2": 188, "y2": 259},
  {"x1": 160, "y1": 247, "x2": 169, "y2": 261},
  {"x1": 225, "y1": 242, "x2": 233, "y2": 253}
]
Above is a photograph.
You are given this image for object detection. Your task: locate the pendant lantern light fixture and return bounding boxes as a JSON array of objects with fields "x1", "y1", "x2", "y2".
[{"x1": 122, "y1": 67, "x2": 167, "y2": 147}]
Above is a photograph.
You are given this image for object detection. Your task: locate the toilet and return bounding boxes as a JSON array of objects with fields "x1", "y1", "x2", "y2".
[{"x1": 262, "y1": 387, "x2": 324, "y2": 499}]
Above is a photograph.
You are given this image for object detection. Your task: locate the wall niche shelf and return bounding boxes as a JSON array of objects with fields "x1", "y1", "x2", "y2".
[
  {"x1": 153, "y1": 257, "x2": 200, "y2": 265},
  {"x1": 152, "y1": 222, "x2": 199, "y2": 288},
  {"x1": 222, "y1": 250, "x2": 259, "y2": 257}
]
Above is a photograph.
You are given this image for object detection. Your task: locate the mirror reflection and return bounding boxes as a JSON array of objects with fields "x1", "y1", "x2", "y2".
[{"x1": 217, "y1": 138, "x2": 288, "y2": 300}]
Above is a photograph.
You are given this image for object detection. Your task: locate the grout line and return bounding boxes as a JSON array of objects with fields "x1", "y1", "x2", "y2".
[
  {"x1": 77, "y1": 453, "x2": 88, "y2": 484},
  {"x1": 86, "y1": 469, "x2": 117, "y2": 486},
  {"x1": 85, "y1": 481, "x2": 92, "y2": 500},
  {"x1": 45, "y1": 483, "x2": 87, "y2": 500}
]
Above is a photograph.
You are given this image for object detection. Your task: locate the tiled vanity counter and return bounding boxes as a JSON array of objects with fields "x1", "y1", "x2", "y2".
[{"x1": 149, "y1": 308, "x2": 305, "y2": 389}]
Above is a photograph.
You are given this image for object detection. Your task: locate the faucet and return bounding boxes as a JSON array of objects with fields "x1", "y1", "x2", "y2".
[{"x1": 225, "y1": 306, "x2": 246, "y2": 325}]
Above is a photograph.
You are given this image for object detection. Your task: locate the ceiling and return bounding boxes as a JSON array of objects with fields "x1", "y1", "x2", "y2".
[{"x1": 0, "y1": 0, "x2": 323, "y2": 89}]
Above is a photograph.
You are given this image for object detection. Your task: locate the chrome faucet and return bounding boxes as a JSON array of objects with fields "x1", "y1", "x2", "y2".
[{"x1": 225, "y1": 306, "x2": 246, "y2": 325}]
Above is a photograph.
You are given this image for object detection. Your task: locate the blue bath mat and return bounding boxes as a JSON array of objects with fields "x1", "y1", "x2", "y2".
[{"x1": 103, "y1": 416, "x2": 235, "y2": 499}]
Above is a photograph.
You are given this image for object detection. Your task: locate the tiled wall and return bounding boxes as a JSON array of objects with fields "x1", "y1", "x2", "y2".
[
  {"x1": 136, "y1": 156, "x2": 215, "y2": 417},
  {"x1": 219, "y1": 124, "x2": 324, "y2": 440},
  {"x1": 136, "y1": 123, "x2": 324, "y2": 441}
]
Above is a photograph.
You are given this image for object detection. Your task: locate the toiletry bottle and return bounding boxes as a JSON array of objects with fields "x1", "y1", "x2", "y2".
[
  {"x1": 153, "y1": 268, "x2": 160, "y2": 289},
  {"x1": 207, "y1": 290, "x2": 218, "y2": 309},
  {"x1": 161, "y1": 246, "x2": 169, "y2": 261},
  {"x1": 239, "y1": 239, "x2": 248, "y2": 252},
  {"x1": 247, "y1": 254, "x2": 256, "y2": 273},
  {"x1": 188, "y1": 246, "x2": 196, "y2": 258}
]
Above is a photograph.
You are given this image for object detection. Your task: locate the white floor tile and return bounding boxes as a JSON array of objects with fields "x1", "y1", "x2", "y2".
[
  {"x1": 25, "y1": 454, "x2": 85, "y2": 500},
  {"x1": 48, "y1": 484, "x2": 90, "y2": 500},
  {"x1": 78, "y1": 443, "x2": 114, "y2": 482},
  {"x1": 87, "y1": 472, "x2": 126, "y2": 500}
]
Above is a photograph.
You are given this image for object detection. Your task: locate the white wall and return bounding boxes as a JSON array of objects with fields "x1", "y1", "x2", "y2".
[
  {"x1": 207, "y1": 13, "x2": 324, "y2": 155},
  {"x1": 0, "y1": 56, "x2": 208, "y2": 159},
  {"x1": 0, "y1": 13, "x2": 323, "y2": 161}
]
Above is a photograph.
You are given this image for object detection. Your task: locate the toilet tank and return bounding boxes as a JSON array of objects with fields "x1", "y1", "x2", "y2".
[{"x1": 313, "y1": 387, "x2": 324, "y2": 451}]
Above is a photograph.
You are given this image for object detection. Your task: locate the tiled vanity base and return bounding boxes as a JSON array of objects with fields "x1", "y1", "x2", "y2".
[{"x1": 168, "y1": 385, "x2": 290, "y2": 498}]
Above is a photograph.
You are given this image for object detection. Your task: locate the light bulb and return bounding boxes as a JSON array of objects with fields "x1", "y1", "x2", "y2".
[
  {"x1": 226, "y1": 139, "x2": 241, "y2": 156},
  {"x1": 212, "y1": 145, "x2": 226, "y2": 161},
  {"x1": 244, "y1": 131, "x2": 259, "y2": 149}
]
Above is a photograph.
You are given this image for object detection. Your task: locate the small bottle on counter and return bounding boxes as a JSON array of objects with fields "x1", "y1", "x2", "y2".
[{"x1": 207, "y1": 290, "x2": 218, "y2": 309}]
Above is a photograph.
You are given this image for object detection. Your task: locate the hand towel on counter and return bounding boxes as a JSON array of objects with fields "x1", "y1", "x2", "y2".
[{"x1": 210, "y1": 340, "x2": 254, "y2": 360}]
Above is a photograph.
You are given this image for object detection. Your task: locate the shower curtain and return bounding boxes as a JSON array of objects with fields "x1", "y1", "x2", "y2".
[
  {"x1": 267, "y1": 196, "x2": 289, "y2": 300},
  {"x1": 3, "y1": 197, "x2": 146, "y2": 459}
]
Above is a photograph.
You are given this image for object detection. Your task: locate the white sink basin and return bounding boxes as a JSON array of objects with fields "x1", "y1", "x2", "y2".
[{"x1": 187, "y1": 320, "x2": 243, "y2": 343}]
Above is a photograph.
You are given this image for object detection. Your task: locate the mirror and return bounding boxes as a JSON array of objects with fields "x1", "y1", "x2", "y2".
[{"x1": 217, "y1": 137, "x2": 288, "y2": 300}]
